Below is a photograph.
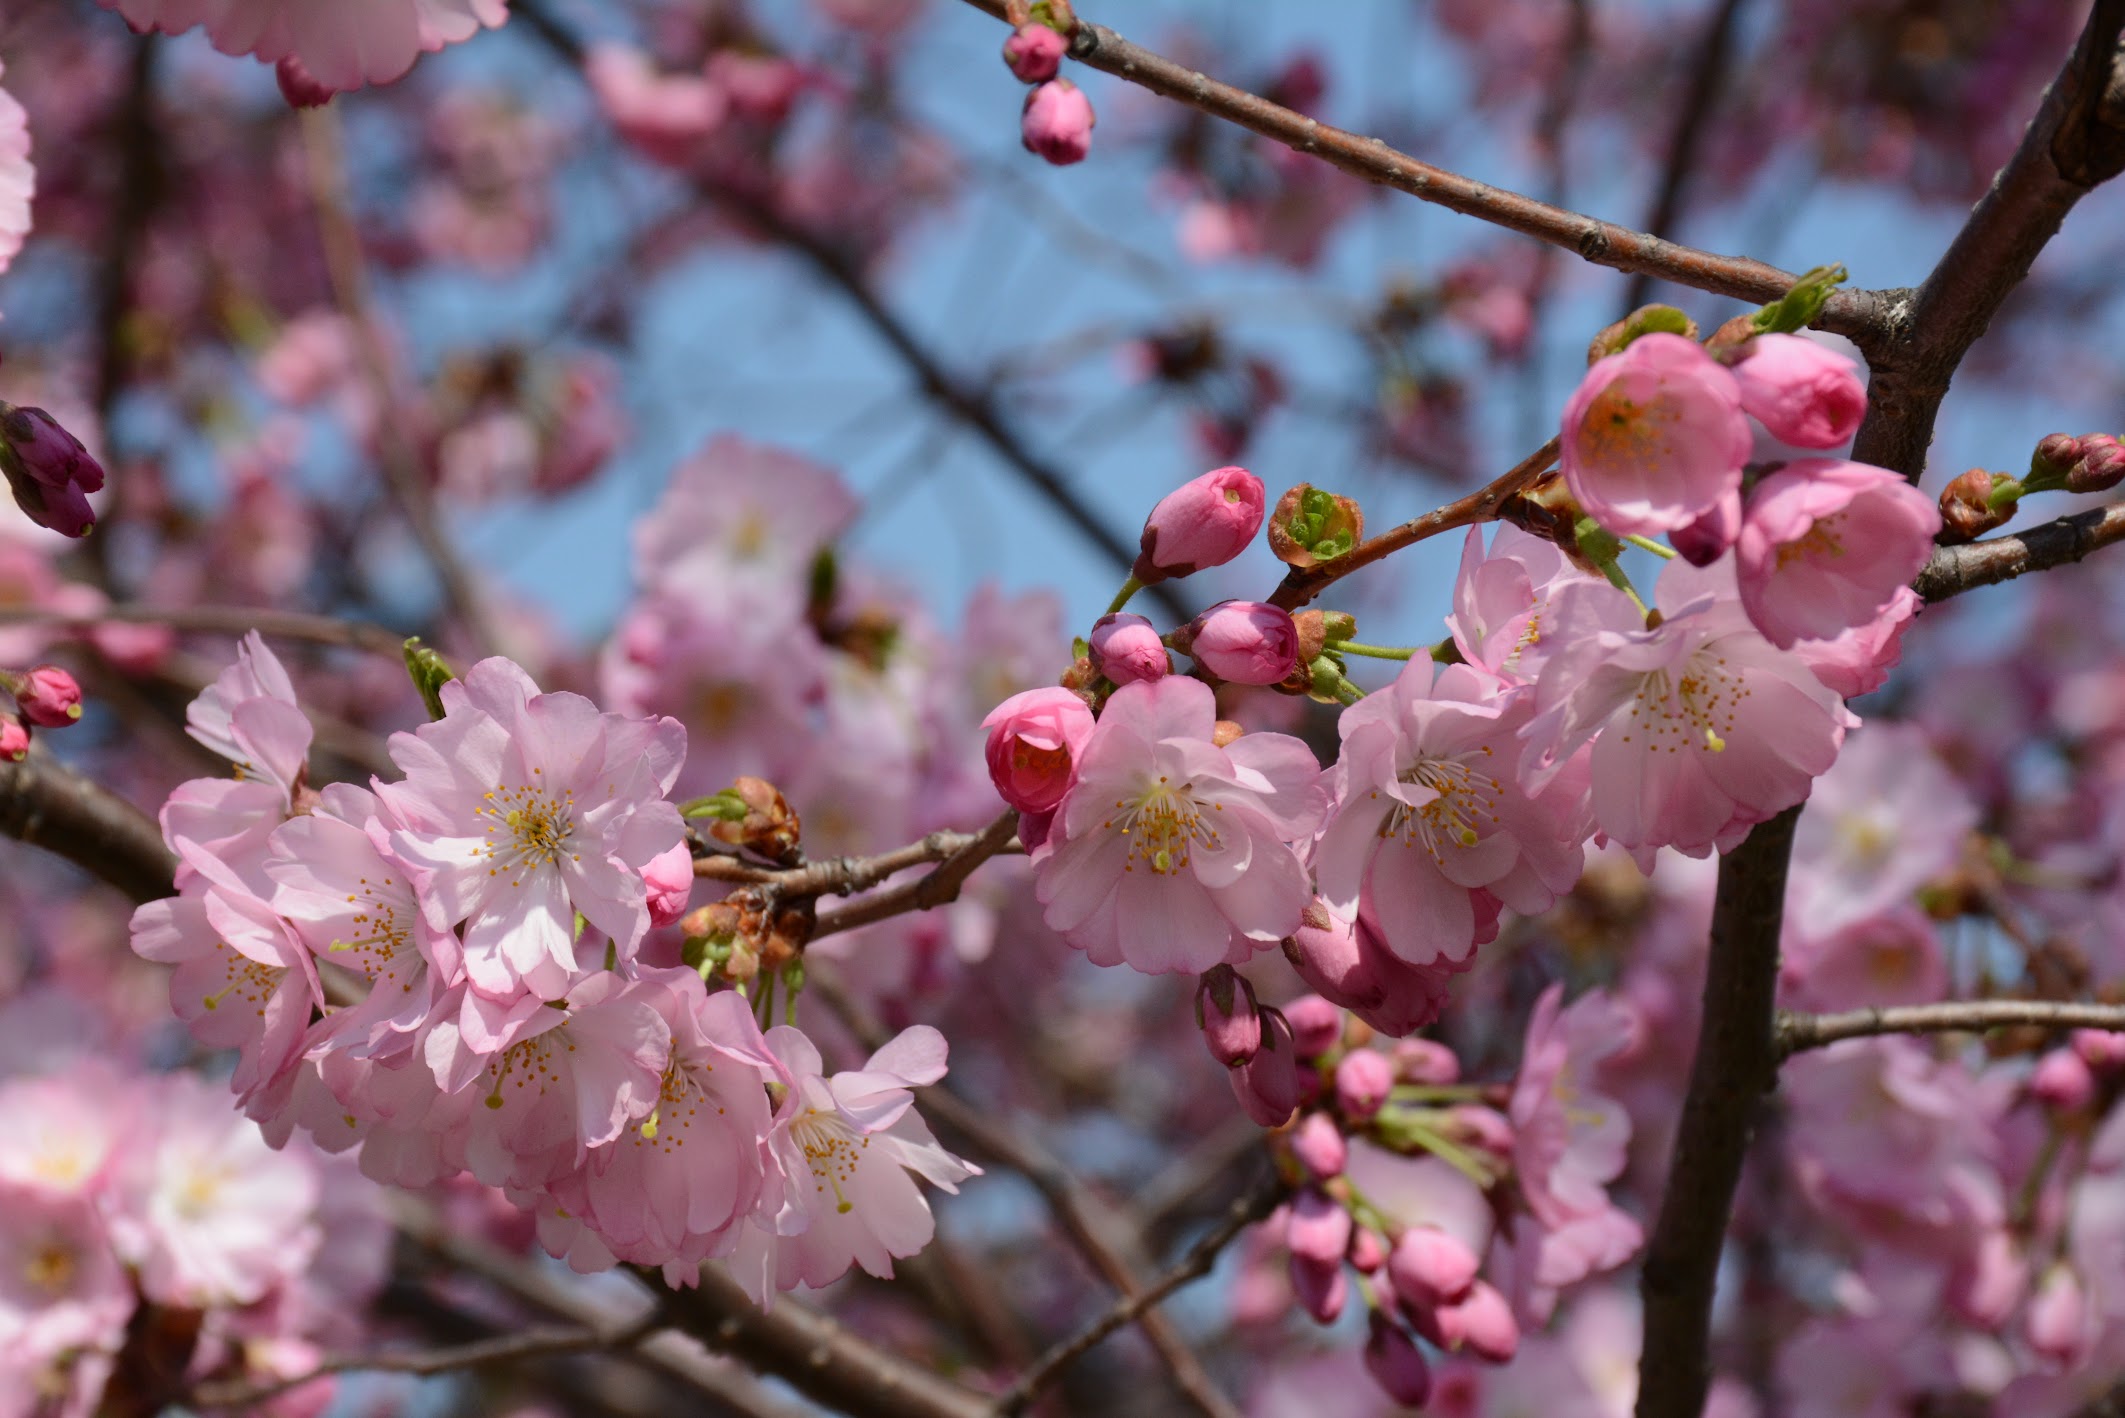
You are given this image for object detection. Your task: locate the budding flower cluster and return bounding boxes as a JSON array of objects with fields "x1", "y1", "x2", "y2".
[{"x1": 0, "y1": 402, "x2": 104, "y2": 538}]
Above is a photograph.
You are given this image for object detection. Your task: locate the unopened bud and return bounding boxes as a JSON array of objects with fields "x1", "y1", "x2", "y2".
[
  {"x1": 1268, "y1": 484, "x2": 1365, "y2": 568},
  {"x1": 1002, "y1": 23, "x2": 1068, "y2": 82},
  {"x1": 1089, "y1": 612, "x2": 1169, "y2": 685},
  {"x1": 0, "y1": 712, "x2": 25, "y2": 762},
  {"x1": 1289, "y1": 1112, "x2": 1347, "y2": 1179},
  {"x1": 1334, "y1": 1049, "x2": 1393, "y2": 1119},
  {"x1": 2031, "y1": 1048, "x2": 2096, "y2": 1112},
  {"x1": 1347, "y1": 1226, "x2": 1387, "y2": 1273},
  {"x1": 1388, "y1": 1225, "x2": 1480, "y2": 1309},
  {"x1": 1392, "y1": 1038, "x2": 1460, "y2": 1085},
  {"x1": 1282, "y1": 994, "x2": 1343, "y2": 1060},
  {"x1": 1362, "y1": 1314, "x2": 1433, "y2": 1407},
  {"x1": 1288, "y1": 1252, "x2": 1346, "y2": 1324},
  {"x1": 11, "y1": 665, "x2": 81, "y2": 727},
  {"x1": 1671, "y1": 491, "x2": 1741, "y2": 567},
  {"x1": 706, "y1": 776, "x2": 802, "y2": 864},
  {"x1": 1195, "y1": 964, "x2": 1261, "y2": 1067},
  {"x1": 275, "y1": 54, "x2": 335, "y2": 108},
  {"x1": 2031, "y1": 434, "x2": 2085, "y2": 483},
  {"x1": 1586, "y1": 304, "x2": 1696, "y2": 364},
  {"x1": 2027, "y1": 1265, "x2": 2091, "y2": 1368},
  {"x1": 1231, "y1": 1007, "x2": 1300, "y2": 1126},
  {"x1": 2069, "y1": 434, "x2": 2125, "y2": 494},
  {"x1": 1021, "y1": 79, "x2": 1094, "y2": 166},
  {"x1": 0, "y1": 403, "x2": 105, "y2": 538},
  {"x1": 1134, "y1": 466, "x2": 1267, "y2": 584},
  {"x1": 1445, "y1": 1280, "x2": 1519, "y2": 1362},
  {"x1": 1938, "y1": 469, "x2": 2012, "y2": 543},
  {"x1": 2074, "y1": 1029, "x2": 2125, "y2": 1071},
  {"x1": 1285, "y1": 1186, "x2": 1352, "y2": 1264}
]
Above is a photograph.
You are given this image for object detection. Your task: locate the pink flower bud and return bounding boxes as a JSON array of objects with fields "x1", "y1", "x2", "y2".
[
  {"x1": 1289, "y1": 1113, "x2": 1347, "y2": 1179},
  {"x1": 2073, "y1": 1029, "x2": 2125, "y2": 1071},
  {"x1": 2031, "y1": 1048, "x2": 2095, "y2": 1111},
  {"x1": 0, "y1": 712, "x2": 25, "y2": 761},
  {"x1": 2071, "y1": 434, "x2": 2125, "y2": 494},
  {"x1": 1133, "y1": 466, "x2": 1266, "y2": 584},
  {"x1": 1002, "y1": 23, "x2": 1068, "y2": 82},
  {"x1": 275, "y1": 54, "x2": 335, "y2": 108},
  {"x1": 1445, "y1": 1280, "x2": 1519, "y2": 1363},
  {"x1": 1288, "y1": 1252, "x2": 1346, "y2": 1324},
  {"x1": 1020, "y1": 79, "x2": 1095, "y2": 166},
  {"x1": 13, "y1": 666, "x2": 81, "y2": 728},
  {"x1": 1334, "y1": 1049, "x2": 1393, "y2": 1120},
  {"x1": 1285, "y1": 1187, "x2": 1352, "y2": 1264},
  {"x1": 2027, "y1": 1265, "x2": 2091, "y2": 1367},
  {"x1": 1348, "y1": 1226, "x2": 1387, "y2": 1273},
  {"x1": 1440, "y1": 1105, "x2": 1514, "y2": 1163},
  {"x1": 1948, "y1": 1228, "x2": 2025, "y2": 1329},
  {"x1": 642, "y1": 842, "x2": 694, "y2": 929},
  {"x1": 1938, "y1": 468, "x2": 2011, "y2": 543},
  {"x1": 1231, "y1": 1008, "x2": 1300, "y2": 1126},
  {"x1": 1363, "y1": 1314, "x2": 1433, "y2": 1407},
  {"x1": 1736, "y1": 458, "x2": 1940, "y2": 649},
  {"x1": 0, "y1": 404, "x2": 105, "y2": 539},
  {"x1": 1730, "y1": 333, "x2": 1867, "y2": 448},
  {"x1": 1182, "y1": 600, "x2": 1300, "y2": 685},
  {"x1": 1196, "y1": 965, "x2": 1262, "y2": 1068},
  {"x1": 1283, "y1": 899, "x2": 1376, "y2": 1007},
  {"x1": 981, "y1": 686, "x2": 1093, "y2": 815},
  {"x1": 1088, "y1": 612, "x2": 1169, "y2": 684},
  {"x1": 1670, "y1": 489, "x2": 1742, "y2": 567},
  {"x1": 1282, "y1": 995, "x2": 1343, "y2": 1060},
  {"x1": 1393, "y1": 1038, "x2": 1461, "y2": 1085},
  {"x1": 1388, "y1": 1226, "x2": 1479, "y2": 1310}
]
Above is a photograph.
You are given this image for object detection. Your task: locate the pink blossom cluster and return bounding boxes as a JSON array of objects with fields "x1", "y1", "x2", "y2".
[
  {"x1": 129, "y1": 632, "x2": 974, "y2": 1302},
  {"x1": 0, "y1": 1053, "x2": 389, "y2": 1415}
]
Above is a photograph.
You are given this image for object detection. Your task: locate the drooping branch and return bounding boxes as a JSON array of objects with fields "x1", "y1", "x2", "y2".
[
  {"x1": 954, "y1": 0, "x2": 1888, "y2": 341},
  {"x1": 1776, "y1": 1001, "x2": 2125, "y2": 1057},
  {"x1": 1635, "y1": 805, "x2": 1800, "y2": 1418},
  {"x1": 1913, "y1": 501, "x2": 2125, "y2": 601},
  {"x1": 1267, "y1": 437, "x2": 1559, "y2": 611},
  {"x1": 1850, "y1": 0, "x2": 2125, "y2": 478}
]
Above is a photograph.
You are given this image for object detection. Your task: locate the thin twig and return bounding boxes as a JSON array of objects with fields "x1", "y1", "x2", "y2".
[
  {"x1": 811, "y1": 811, "x2": 1023, "y2": 939},
  {"x1": 1635, "y1": 805, "x2": 1800, "y2": 1418},
  {"x1": 1914, "y1": 501, "x2": 2125, "y2": 601},
  {"x1": 0, "y1": 603, "x2": 406, "y2": 656},
  {"x1": 955, "y1": 0, "x2": 1887, "y2": 341},
  {"x1": 696, "y1": 817, "x2": 1021, "y2": 890},
  {"x1": 989, "y1": 1180, "x2": 1284, "y2": 1416},
  {"x1": 1267, "y1": 436, "x2": 1559, "y2": 610},
  {"x1": 1776, "y1": 1001, "x2": 2125, "y2": 1058}
]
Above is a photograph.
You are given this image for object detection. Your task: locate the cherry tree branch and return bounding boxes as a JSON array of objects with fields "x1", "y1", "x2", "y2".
[
  {"x1": 1851, "y1": 0, "x2": 2125, "y2": 477},
  {"x1": 1913, "y1": 501, "x2": 2125, "y2": 601},
  {"x1": 954, "y1": 0, "x2": 1887, "y2": 340},
  {"x1": 1267, "y1": 437, "x2": 1559, "y2": 610},
  {"x1": 1635, "y1": 805, "x2": 1800, "y2": 1418},
  {"x1": 989, "y1": 1179, "x2": 1284, "y2": 1416},
  {"x1": 0, "y1": 745, "x2": 175, "y2": 903},
  {"x1": 1776, "y1": 1001, "x2": 2125, "y2": 1057},
  {"x1": 695, "y1": 814, "x2": 1021, "y2": 893},
  {"x1": 811, "y1": 811, "x2": 1025, "y2": 939},
  {"x1": 0, "y1": 603, "x2": 407, "y2": 655}
]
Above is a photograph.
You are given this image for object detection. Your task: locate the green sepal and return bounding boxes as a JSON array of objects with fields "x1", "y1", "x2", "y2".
[{"x1": 1750, "y1": 264, "x2": 1848, "y2": 335}]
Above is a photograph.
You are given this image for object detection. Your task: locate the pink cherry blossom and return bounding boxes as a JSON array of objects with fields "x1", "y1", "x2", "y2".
[
  {"x1": 1316, "y1": 659, "x2": 1584, "y2": 968},
  {"x1": 1787, "y1": 721, "x2": 1977, "y2": 938},
  {"x1": 1185, "y1": 600, "x2": 1300, "y2": 685},
  {"x1": 100, "y1": 0, "x2": 508, "y2": 95},
  {"x1": 184, "y1": 630, "x2": 314, "y2": 807},
  {"x1": 1730, "y1": 333, "x2": 1868, "y2": 448},
  {"x1": 1560, "y1": 331, "x2": 1751, "y2": 536},
  {"x1": 1521, "y1": 560, "x2": 1853, "y2": 863},
  {"x1": 1793, "y1": 584, "x2": 1921, "y2": 699},
  {"x1": 1783, "y1": 906, "x2": 1947, "y2": 1012},
  {"x1": 1033, "y1": 675, "x2": 1324, "y2": 973},
  {"x1": 1021, "y1": 79, "x2": 1095, "y2": 166},
  {"x1": 379, "y1": 656, "x2": 685, "y2": 999},
  {"x1": 1089, "y1": 611, "x2": 1171, "y2": 684},
  {"x1": 982, "y1": 686, "x2": 1094, "y2": 815},
  {"x1": 1003, "y1": 23, "x2": 1068, "y2": 82},
  {"x1": 0, "y1": 1184, "x2": 130, "y2": 1366},
  {"x1": 1444, "y1": 523, "x2": 1597, "y2": 685},
  {"x1": 1735, "y1": 459, "x2": 1940, "y2": 648},
  {"x1": 0, "y1": 67, "x2": 29, "y2": 281},
  {"x1": 633, "y1": 435, "x2": 859, "y2": 613},
  {"x1": 1509, "y1": 985, "x2": 1643, "y2": 1254},
  {"x1": 585, "y1": 44, "x2": 728, "y2": 166}
]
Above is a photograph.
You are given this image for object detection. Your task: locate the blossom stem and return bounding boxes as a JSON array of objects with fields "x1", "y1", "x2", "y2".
[
  {"x1": 1593, "y1": 556, "x2": 1651, "y2": 616},
  {"x1": 1105, "y1": 575, "x2": 1144, "y2": 616},
  {"x1": 1326, "y1": 640, "x2": 1417, "y2": 661},
  {"x1": 1622, "y1": 533, "x2": 1677, "y2": 559},
  {"x1": 1329, "y1": 676, "x2": 1366, "y2": 706}
]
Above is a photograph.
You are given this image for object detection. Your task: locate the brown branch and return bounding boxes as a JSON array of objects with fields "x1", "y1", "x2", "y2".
[
  {"x1": 0, "y1": 745, "x2": 175, "y2": 902},
  {"x1": 1267, "y1": 437, "x2": 1559, "y2": 611},
  {"x1": 989, "y1": 1180, "x2": 1283, "y2": 1417},
  {"x1": 1914, "y1": 501, "x2": 2125, "y2": 601},
  {"x1": 1635, "y1": 804, "x2": 1801, "y2": 1418},
  {"x1": 0, "y1": 603, "x2": 406, "y2": 656},
  {"x1": 811, "y1": 811, "x2": 1023, "y2": 939},
  {"x1": 809, "y1": 967, "x2": 1251, "y2": 1418},
  {"x1": 1618, "y1": 0, "x2": 1755, "y2": 313},
  {"x1": 1776, "y1": 1001, "x2": 2125, "y2": 1058},
  {"x1": 955, "y1": 0, "x2": 1886, "y2": 341},
  {"x1": 696, "y1": 816, "x2": 1020, "y2": 891},
  {"x1": 1851, "y1": 0, "x2": 2125, "y2": 477}
]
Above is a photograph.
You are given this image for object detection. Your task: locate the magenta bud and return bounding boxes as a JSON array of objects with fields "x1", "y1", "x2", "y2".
[
  {"x1": 0, "y1": 712, "x2": 25, "y2": 762},
  {"x1": 13, "y1": 665, "x2": 81, "y2": 728},
  {"x1": 1393, "y1": 1038, "x2": 1461, "y2": 1085},
  {"x1": 1195, "y1": 964, "x2": 1261, "y2": 1068},
  {"x1": 1335, "y1": 1049, "x2": 1393, "y2": 1120},
  {"x1": 2027, "y1": 1265, "x2": 2091, "y2": 1367},
  {"x1": 2032, "y1": 1048, "x2": 2096, "y2": 1111},
  {"x1": 1283, "y1": 899, "x2": 1375, "y2": 1007},
  {"x1": 1002, "y1": 23, "x2": 1067, "y2": 82},
  {"x1": 1362, "y1": 1314, "x2": 1433, "y2": 1407},
  {"x1": 1284, "y1": 1187, "x2": 1351, "y2": 1265},
  {"x1": 1020, "y1": 79, "x2": 1094, "y2": 166},
  {"x1": 1289, "y1": 1113, "x2": 1347, "y2": 1179},
  {"x1": 1133, "y1": 465, "x2": 1267, "y2": 584},
  {"x1": 2070, "y1": 434, "x2": 2125, "y2": 494},
  {"x1": 1388, "y1": 1225, "x2": 1479, "y2": 1310},
  {"x1": 275, "y1": 54, "x2": 335, "y2": 108},
  {"x1": 0, "y1": 404, "x2": 104, "y2": 539},
  {"x1": 1670, "y1": 489, "x2": 1741, "y2": 567},
  {"x1": 1231, "y1": 1008, "x2": 1300, "y2": 1127},
  {"x1": 1348, "y1": 1226, "x2": 1387, "y2": 1274},
  {"x1": 1446, "y1": 1280, "x2": 1519, "y2": 1363},
  {"x1": 1181, "y1": 600, "x2": 1300, "y2": 685},
  {"x1": 2074, "y1": 1029, "x2": 2125, "y2": 1071},
  {"x1": 1088, "y1": 612, "x2": 1169, "y2": 685},
  {"x1": 1288, "y1": 1252, "x2": 1346, "y2": 1324},
  {"x1": 1282, "y1": 994, "x2": 1343, "y2": 1060}
]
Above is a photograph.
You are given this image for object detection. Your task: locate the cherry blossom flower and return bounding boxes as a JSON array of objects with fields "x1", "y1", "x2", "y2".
[
  {"x1": 99, "y1": 0, "x2": 508, "y2": 95},
  {"x1": 1787, "y1": 721, "x2": 1977, "y2": 938},
  {"x1": 1316, "y1": 660, "x2": 1584, "y2": 967},
  {"x1": 184, "y1": 630, "x2": 313, "y2": 807},
  {"x1": 1730, "y1": 333, "x2": 1868, "y2": 448},
  {"x1": 1508, "y1": 985, "x2": 1644, "y2": 1281},
  {"x1": 0, "y1": 66, "x2": 29, "y2": 280},
  {"x1": 1560, "y1": 332, "x2": 1751, "y2": 536},
  {"x1": 982, "y1": 686, "x2": 1094, "y2": 815},
  {"x1": 1735, "y1": 459, "x2": 1940, "y2": 648},
  {"x1": 0, "y1": 1184, "x2": 130, "y2": 1366},
  {"x1": 1032, "y1": 675, "x2": 1324, "y2": 973},
  {"x1": 380, "y1": 656, "x2": 685, "y2": 999},
  {"x1": 1444, "y1": 523, "x2": 1597, "y2": 686}
]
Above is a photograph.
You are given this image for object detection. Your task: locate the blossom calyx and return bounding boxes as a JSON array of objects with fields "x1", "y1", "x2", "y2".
[
  {"x1": 703, "y1": 776, "x2": 803, "y2": 863},
  {"x1": 1584, "y1": 304, "x2": 1696, "y2": 364},
  {"x1": 1938, "y1": 468, "x2": 2014, "y2": 543},
  {"x1": 1133, "y1": 466, "x2": 1267, "y2": 584},
  {"x1": 0, "y1": 403, "x2": 104, "y2": 538},
  {"x1": 1195, "y1": 964, "x2": 1262, "y2": 1067},
  {"x1": 1268, "y1": 484, "x2": 1364, "y2": 568},
  {"x1": 401, "y1": 637, "x2": 456, "y2": 720}
]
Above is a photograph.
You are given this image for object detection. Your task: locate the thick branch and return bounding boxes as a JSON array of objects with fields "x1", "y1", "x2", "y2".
[
  {"x1": 1635, "y1": 805, "x2": 1801, "y2": 1418},
  {"x1": 0, "y1": 746, "x2": 175, "y2": 902},
  {"x1": 1267, "y1": 437, "x2": 1559, "y2": 611},
  {"x1": 1851, "y1": 0, "x2": 2125, "y2": 477},
  {"x1": 1777, "y1": 1001, "x2": 2125, "y2": 1057},
  {"x1": 1913, "y1": 501, "x2": 2125, "y2": 601},
  {"x1": 956, "y1": 1, "x2": 1884, "y2": 339}
]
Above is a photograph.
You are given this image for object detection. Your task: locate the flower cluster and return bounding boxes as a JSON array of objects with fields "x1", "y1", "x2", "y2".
[{"x1": 131, "y1": 633, "x2": 973, "y2": 1300}]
